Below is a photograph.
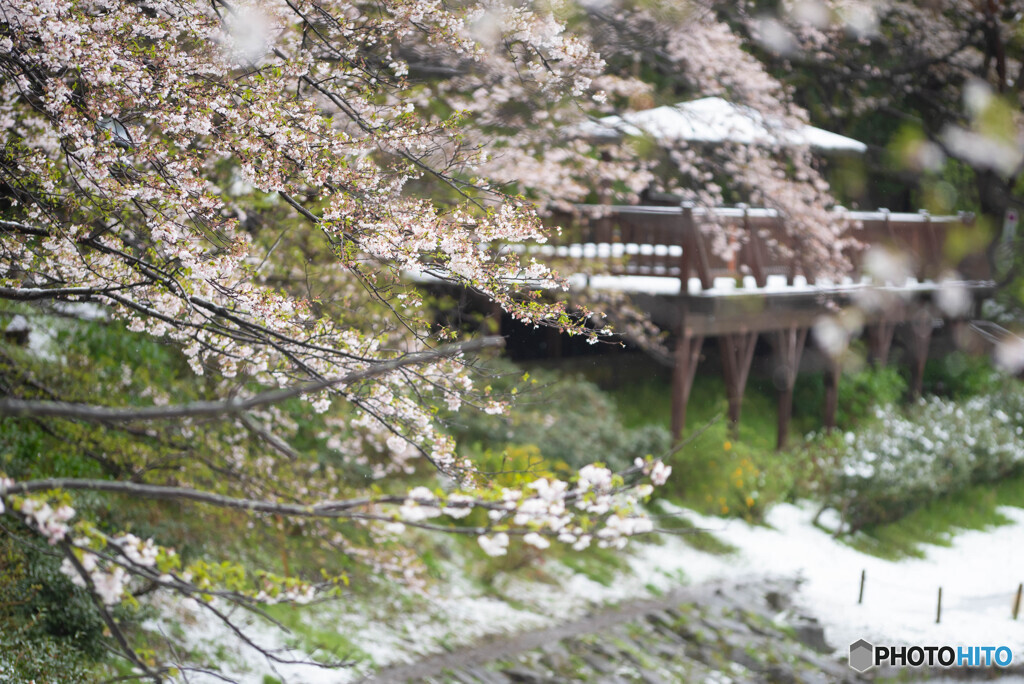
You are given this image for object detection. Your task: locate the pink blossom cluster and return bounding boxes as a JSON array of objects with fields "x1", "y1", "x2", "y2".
[
  {"x1": 19, "y1": 497, "x2": 75, "y2": 544},
  {"x1": 60, "y1": 550, "x2": 130, "y2": 605},
  {"x1": 57, "y1": 532, "x2": 164, "y2": 605}
]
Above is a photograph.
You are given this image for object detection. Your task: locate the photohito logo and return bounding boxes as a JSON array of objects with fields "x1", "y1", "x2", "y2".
[{"x1": 848, "y1": 639, "x2": 1014, "y2": 672}]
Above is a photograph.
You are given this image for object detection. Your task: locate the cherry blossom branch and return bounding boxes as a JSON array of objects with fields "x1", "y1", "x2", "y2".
[
  {"x1": 61, "y1": 543, "x2": 167, "y2": 683},
  {"x1": 0, "y1": 285, "x2": 141, "y2": 301},
  {"x1": 0, "y1": 336, "x2": 503, "y2": 422}
]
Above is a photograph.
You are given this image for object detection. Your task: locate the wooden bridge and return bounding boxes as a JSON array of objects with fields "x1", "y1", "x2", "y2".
[{"x1": 526, "y1": 203, "x2": 996, "y2": 448}]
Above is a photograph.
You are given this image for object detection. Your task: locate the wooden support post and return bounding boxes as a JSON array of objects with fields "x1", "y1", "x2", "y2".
[
  {"x1": 719, "y1": 332, "x2": 758, "y2": 434},
  {"x1": 866, "y1": 319, "x2": 896, "y2": 367},
  {"x1": 1014, "y1": 583, "x2": 1022, "y2": 620},
  {"x1": 823, "y1": 355, "x2": 841, "y2": 431},
  {"x1": 936, "y1": 586, "x2": 943, "y2": 624},
  {"x1": 907, "y1": 312, "x2": 935, "y2": 399},
  {"x1": 671, "y1": 330, "x2": 704, "y2": 443},
  {"x1": 772, "y1": 326, "x2": 808, "y2": 450},
  {"x1": 858, "y1": 569, "x2": 866, "y2": 605}
]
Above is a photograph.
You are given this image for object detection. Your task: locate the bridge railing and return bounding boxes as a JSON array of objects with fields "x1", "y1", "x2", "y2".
[{"x1": 540, "y1": 204, "x2": 988, "y2": 290}]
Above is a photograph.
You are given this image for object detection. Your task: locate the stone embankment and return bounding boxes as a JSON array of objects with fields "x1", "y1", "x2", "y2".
[{"x1": 368, "y1": 577, "x2": 862, "y2": 683}]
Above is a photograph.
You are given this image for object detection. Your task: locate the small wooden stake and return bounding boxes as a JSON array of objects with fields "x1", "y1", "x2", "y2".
[
  {"x1": 936, "y1": 587, "x2": 942, "y2": 624},
  {"x1": 1014, "y1": 583, "x2": 1022, "y2": 620},
  {"x1": 858, "y1": 569, "x2": 866, "y2": 605}
]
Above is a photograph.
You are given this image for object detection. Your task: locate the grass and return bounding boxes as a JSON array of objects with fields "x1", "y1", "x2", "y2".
[
  {"x1": 261, "y1": 603, "x2": 371, "y2": 665},
  {"x1": 558, "y1": 545, "x2": 633, "y2": 587},
  {"x1": 548, "y1": 351, "x2": 1024, "y2": 566},
  {"x1": 599, "y1": 358, "x2": 812, "y2": 520},
  {"x1": 847, "y1": 473, "x2": 1024, "y2": 560},
  {"x1": 651, "y1": 507, "x2": 737, "y2": 555}
]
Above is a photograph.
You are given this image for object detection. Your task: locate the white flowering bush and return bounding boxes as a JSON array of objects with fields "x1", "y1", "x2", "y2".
[{"x1": 823, "y1": 384, "x2": 1024, "y2": 531}]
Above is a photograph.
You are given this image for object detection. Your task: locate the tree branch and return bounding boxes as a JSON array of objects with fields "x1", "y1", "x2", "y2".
[
  {"x1": 0, "y1": 337, "x2": 503, "y2": 421},
  {"x1": 61, "y1": 543, "x2": 166, "y2": 683},
  {"x1": 6, "y1": 478, "x2": 397, "y2": 517}
]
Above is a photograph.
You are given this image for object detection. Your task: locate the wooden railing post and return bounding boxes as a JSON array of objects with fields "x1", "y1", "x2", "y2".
[
  {"x1": 912, "y1": 209, "x2": 925, "y2": 276},
  {"x1": 918, "y1": 209, "x2": 933, "y2": 280},
  {"x1": 681, "y1": 201, "x2": 713, "y2": 290},
  {"x1": 741, "y1": 204, "x2": 768, "y2": 288}
]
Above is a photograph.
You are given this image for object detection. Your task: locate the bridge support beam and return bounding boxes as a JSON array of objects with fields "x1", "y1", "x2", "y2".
[
  {"x1": 823, "y1": 355, "x2": 841, "y2": 431},
  {"x1": 719, "y1": 332, "x2": 758, "y2": 434},
  {"x1": 866, "y1": 318, "x2": 897, "y2": 367},
  {"x1": 906, "y1": 311, "x2": 935, "y2": 399},
  {"x1": 771, "y1": 326, "x2": 808, "y2": 450},
  {"x1": 671, "y1": 331, "x2": 703, "y2": 442}
]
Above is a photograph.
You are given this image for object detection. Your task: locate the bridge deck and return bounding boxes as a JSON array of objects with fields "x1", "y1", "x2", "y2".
[
  {"x1": 420, "y1": 203, "x2": 997, "y2": 448},
  {"x1": 539, "y1": 203, "x2": 995, "y2": 448}
]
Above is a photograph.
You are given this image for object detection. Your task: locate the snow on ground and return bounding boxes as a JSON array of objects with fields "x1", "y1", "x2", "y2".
[
  {"x1": 153, "y1": 553, "x2": 677, "y2": 683},
  {"x1": 674, "y1": 501, "x2": 1024, "y2": 654},
  {"x1": 160, "y1": 501, "x2": 1024, "y2": 682}
]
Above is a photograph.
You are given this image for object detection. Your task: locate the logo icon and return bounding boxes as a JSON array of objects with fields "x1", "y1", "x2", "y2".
[{"x1": 849, "y1": 638, "x2": 874, "y2": 672}]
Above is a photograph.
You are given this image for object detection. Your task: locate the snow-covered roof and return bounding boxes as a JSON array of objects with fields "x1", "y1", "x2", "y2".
[{"x1": 575, "y1": 97, "x2": 867, "y2": 153}]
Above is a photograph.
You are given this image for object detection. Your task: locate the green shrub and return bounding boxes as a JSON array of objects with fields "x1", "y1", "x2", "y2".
[
  {"x1": 0, "y1": 525, "x2": 106, "y2": 681},
  {"x1": 450, "y1": 361, "x2": 670, "y2": 471},
  {"x1": 0, "y1": 630, "x2": 91, "y2": 683},
  {"x1": 794, "y1": 364, "x2": 907, "y2": 431},
  {"x1": 920, "y1": 352, "x2": 999, "y2": 399}
]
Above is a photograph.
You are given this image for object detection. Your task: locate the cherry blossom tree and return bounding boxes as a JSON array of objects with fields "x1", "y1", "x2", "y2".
[
  {"x1": 0, "y1": 0, "x2": 890, "y2": 677},
  {"x1": 428, "y1": 0, "x2": 854, "y2": 278},
  {"x1": 711, "y1": 1, "x2": 1024, "y2": 233},
  {"x1": 0, "y1": 0, "x2": 679, "y2": 677},
  {"x1": 389, "y1": 0, "x2": 861, "y2": 362},
  {"x1": 724, "y1": 0, "x2": 1024, "y2": 360}
]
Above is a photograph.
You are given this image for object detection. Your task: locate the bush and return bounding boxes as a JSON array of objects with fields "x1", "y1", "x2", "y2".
[
  {"x1": 794, "y1": 364, "x2": 906, "y2": 430},
  {"x1": 0, "y1": 630, "x2": 91, "y2": 683},
  {"x1": 450, "y1": 361, "x2": 670, "y2": 471},
  {"x1": 921, "y1": 352, "x2": 1000, "y2": 399},
  {"x1": 0, "y1": 525, "x2": 105, "y2": 681},
  {"x1": 822, "y1": 382, "x2": 1024, "y2": 531}
]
